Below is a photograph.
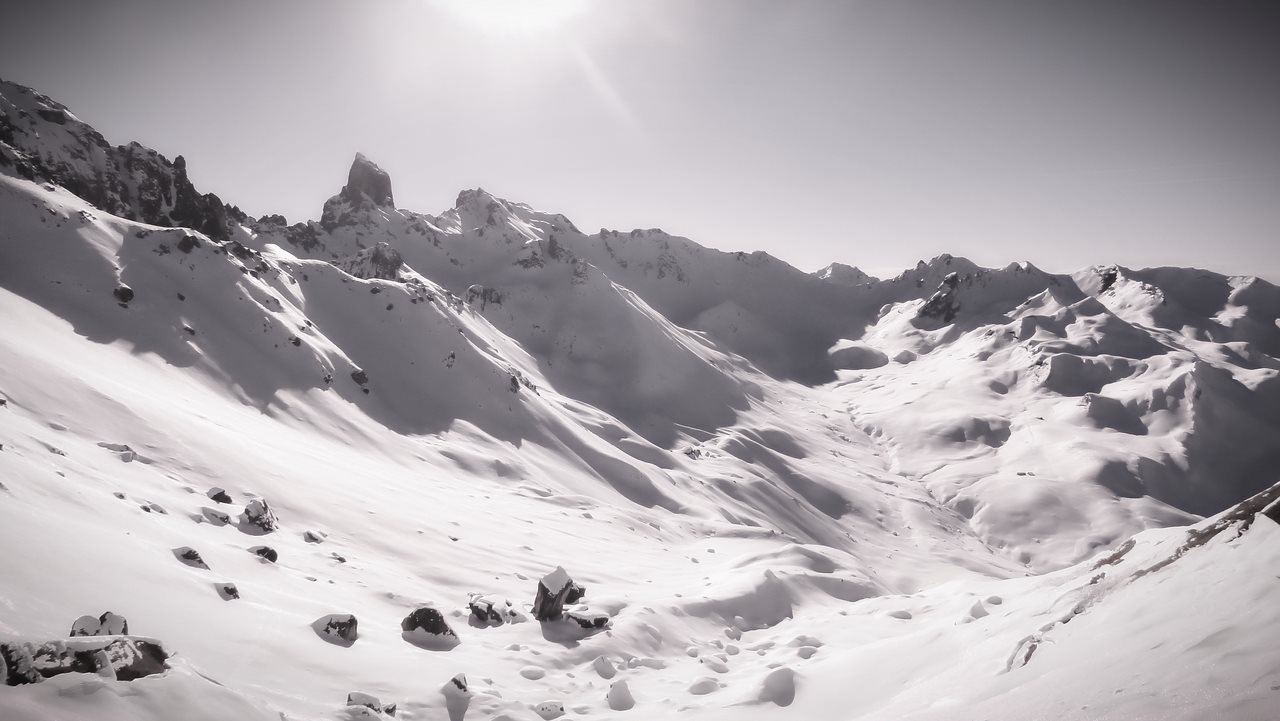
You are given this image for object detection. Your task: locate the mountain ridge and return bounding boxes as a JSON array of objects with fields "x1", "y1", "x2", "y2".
[{"x1": 2, "y1": 77, "x2": 1278, "y2": 721}]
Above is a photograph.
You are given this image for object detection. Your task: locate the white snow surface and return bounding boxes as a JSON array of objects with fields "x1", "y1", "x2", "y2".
[{"x1": 2, "y1": 81, "x2": 1279, "y2": 720}]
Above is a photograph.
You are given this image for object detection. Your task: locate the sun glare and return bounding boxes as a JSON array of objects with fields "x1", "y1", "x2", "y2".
[{"x1": 431, "y1": 0, "x2": 591, "y2": 34}]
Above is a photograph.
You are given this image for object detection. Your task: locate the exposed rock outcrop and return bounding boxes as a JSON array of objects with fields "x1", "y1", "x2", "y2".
[{"x1": 2, "y1": 636, "x2": 169, "y2": 685}]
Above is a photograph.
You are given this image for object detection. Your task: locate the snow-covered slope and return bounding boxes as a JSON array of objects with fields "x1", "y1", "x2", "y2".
[{"x1": 2, "y1": 78, "x2": 1278, "y2": 721}]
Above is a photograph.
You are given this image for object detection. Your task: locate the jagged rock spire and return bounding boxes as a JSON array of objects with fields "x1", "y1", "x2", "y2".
[{"x1": 340, "y1": 153, "x2": 394, "y2": 207}]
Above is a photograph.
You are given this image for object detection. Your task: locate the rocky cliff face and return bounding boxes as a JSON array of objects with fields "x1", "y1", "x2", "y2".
[{"x1": 0, "y1": 79, "x2": 235, "y2": 239}]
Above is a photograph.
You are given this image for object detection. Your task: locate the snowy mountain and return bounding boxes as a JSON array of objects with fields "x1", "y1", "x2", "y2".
[{"x1": 2, "y1": 78, "x2": 1278, "y2": 721}]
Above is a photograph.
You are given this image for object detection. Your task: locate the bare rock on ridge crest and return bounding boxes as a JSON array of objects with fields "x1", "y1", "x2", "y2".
[{"x1": 340, "y1": 153, "x2": 394, "y2": 208}]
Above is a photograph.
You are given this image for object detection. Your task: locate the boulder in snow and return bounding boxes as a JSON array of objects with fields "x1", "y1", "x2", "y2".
[
  {"x1": 248, "y1": 545, "x2": 278, "y2": 563},
  {"x1": 69, "y1": 611, "x2": 128, "y2": 637},
  {"x1": 467, "y1": 593, "x2": 525, "y2": 626},
  {"x1": 401, "y1": 606, "x2": 459, "y2": 649},
  {"x1": 532, "y1": 566, "x2": 585, "y2": 621},
  {"x1": 2, "y1": 636, "x2": 169, "y2": 685},
  {"x1": 347, "y1": 691, "x2": 396, "y2": 716},
  {"x1": 173, "y1": 546, "x2": 209, "y2": 569},
  {"x1": 240, "y1": 498, "x2": 278, "y2": 534},
  {"x1": 312, "y1": 614, "x2": 358, "y2": 646},
  {"x1": 607, "y1": 679, "x2": 635, "y2": 711}
]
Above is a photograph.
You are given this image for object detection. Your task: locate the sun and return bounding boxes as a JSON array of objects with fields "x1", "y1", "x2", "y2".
[{"x1": 431, "y1": 0, "x2": 592, "y2": 35}]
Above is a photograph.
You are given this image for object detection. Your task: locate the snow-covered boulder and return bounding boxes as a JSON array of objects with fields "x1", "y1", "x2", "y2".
[
  {"x1": 467, "y1": 594, "x2": 525, "y2": 626},
  {"x1": 69, "y1": 611, "x2": 128, "y2": 637},
  {"x1": 173, "y1": 546, "x2": 209, "y2": 569},
  {"x1": 240, "y1": 499, "x2": 278, "y2": 534},
  {"x1": 400, "y1": 606, "x2": 458, "y2": 649},
  {"x1": 532, "y1": 566, "x2": 585, "y2": 622},
  {"x1": 312, "y1": 614, "x2": 358, "y2": 646},
  {"x1": 1, "y1": 636, "x2": 169, "y2": 685},
  {"x1": 248, "y1": 545, "x2": 278, "y2": 563},
  {"x1": 346, "y1": 691, "x2": 396, "y2": 716}
]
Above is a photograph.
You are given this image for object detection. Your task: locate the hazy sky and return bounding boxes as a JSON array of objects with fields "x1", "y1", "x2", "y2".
[{"x1": 3, "y1": 0, "x2": 1278, "y2": 280}]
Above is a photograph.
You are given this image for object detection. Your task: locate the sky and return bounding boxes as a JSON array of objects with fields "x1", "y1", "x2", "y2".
[{"x1": 2, "y1": 0, "x2": 1278, "y2": 280}]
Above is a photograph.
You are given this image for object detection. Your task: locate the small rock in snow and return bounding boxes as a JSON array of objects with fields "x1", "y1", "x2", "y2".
[
  {"x1": 206, "y1": 487, "x2": 232, "y2": 504},
  {"x1": 534, "y1": 700, "x2": 565, "y2": 719},
  {"x1": 607, "y1": 679, "x2": 635, "y2": 711},
  {"x1": 240, "y1": 499, "x2": 278, "y2": 534},
  {"x1": 592, "y1": 655, "x2": 617, "y2": 679},
  {"x1": 173, "y1": 546, "x2": 209, "y2": 569},
  {"x1": 312, "y1": 614, "x2": 358, "y2": 646},
  {"x1": 248, "y1": 545, "x2": 278, "y2": 563}
]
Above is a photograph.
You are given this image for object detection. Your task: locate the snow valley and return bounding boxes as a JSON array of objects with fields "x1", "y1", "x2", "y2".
[{"x1": 1, "y1": 78, "x2": 1279, "y2": 721}]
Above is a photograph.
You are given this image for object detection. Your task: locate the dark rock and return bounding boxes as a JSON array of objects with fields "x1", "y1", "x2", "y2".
[
  {"x1": 94, "y1": 638, "x2": 169, "y2": 681},
  {"x1": 177, "y1": 234, "x2": 200, "y2": 253},
  {"x1": 565, "y1": 609, "x2": 611, "y2": 630},
  {"x1": 1, "y1": 641, "x2": 41, "y2": 685},
  {"x1": 467, "y1": 594, "x2": 525, "y2": 626},
  {"x1": 241, "y1": 498, "x2": 278, "y2": 533},
  {"x1": 312, "y1": 614, "x2": 358, "y2": 645},
  {"x1": 1, "y1": 637, "x2": 169, "y2": 685},
  {"x1": 915, "y1": 273, "x2": 961, "y2": 326},
  {"x1": 113, "y1": 285, "x2": 134, "y2": 304},
  {"x1": 401, "y1": 606, "x2": 458, "y2": 649},
  {"x1": 465, "y1": 284, "x2": 503, "y2": 310},
  {"x1": 532, "y1": 566, "x2": 584, "y2": 622},
  {"x1": 69, "y1": 611, "x2": 128, "y2": 637},
  {"x1": 337, "y1": 242, "x2": 404, "y2": 281},
  {"x1": 340, "y1": 153, "x2": 394, "y2": 207},
  {"x1": 207, "y1": 486, "x2": 232, "y2": 504},
  {"x1": 303, "y1": 530, "x2": 327, "y2": 543},
  {"x1": 216, "y1": 583, "x2": 240, "y2": 600},
  {"x1": 351, "y1": 369, "x2": 369, "y2": 386},
  {"x1": 173, "y1": 546, "x2": 209, "y2": 569},
  {"x1": 249, "y1": 545, "x2": 278, "y2": 563}
]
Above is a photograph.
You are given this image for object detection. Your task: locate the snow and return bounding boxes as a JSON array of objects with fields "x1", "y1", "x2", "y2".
[{"x1": 2, "y1": 80, "x2": 1280, "y2": 721}]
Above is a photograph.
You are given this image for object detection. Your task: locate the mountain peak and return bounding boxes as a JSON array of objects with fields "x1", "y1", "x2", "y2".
[
  {"x1": 814, "y1": 262, "x2": 874, "y2": 286},
  {"x1": 340, "y1": 152, "x2": 394, "y2": 207}
]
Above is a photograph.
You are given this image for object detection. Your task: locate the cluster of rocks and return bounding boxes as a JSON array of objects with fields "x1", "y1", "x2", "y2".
[
  {"x1": 313, "y1": 567, "x2": 609, "y2": 653},
  {"x1": 1, "y1": 612, "x2": 168, "y2": 686}
]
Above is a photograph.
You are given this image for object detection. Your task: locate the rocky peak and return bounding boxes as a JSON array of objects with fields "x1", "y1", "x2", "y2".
[
  {"x1": 814, "y1": 262, "x2": 874, "y2": 286},
  {"x1": 339, "y1": 153, "x2": 394, "y2": 208},
  {"x1": 0, "y1": 78, "x2": 231, "y2": 239}
]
